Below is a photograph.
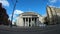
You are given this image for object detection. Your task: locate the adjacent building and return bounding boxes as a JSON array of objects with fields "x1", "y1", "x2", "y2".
[{"x1": 46, "y1": 6, "x2": 60, "y2": 24}]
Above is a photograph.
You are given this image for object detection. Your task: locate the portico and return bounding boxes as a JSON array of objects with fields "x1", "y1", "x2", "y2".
[{"x1": 23, "y1": 16, "x2": 38, "y2": 27}]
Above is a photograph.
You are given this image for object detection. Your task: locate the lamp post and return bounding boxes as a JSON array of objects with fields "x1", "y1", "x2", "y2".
[{"x1": 10, "y1": 0, "x2": 18, "y2": 27}]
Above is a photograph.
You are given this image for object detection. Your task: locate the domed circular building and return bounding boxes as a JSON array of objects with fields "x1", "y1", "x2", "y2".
[{"x1": 16, "y1": 12, "x2": 44, "y2": 27}]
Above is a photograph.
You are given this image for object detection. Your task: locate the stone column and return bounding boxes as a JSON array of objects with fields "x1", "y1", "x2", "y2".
[
  {"x1": 23, "y1": 18, "x2": 25, "y2": 26},
  {"x1": 31, "y1": 18, "x2": 32, "y2": 27},
  {"x1": 28, "y1": 18, "x2": 29, "y2": 27},
  {"x1": 25, "y1": 18, "x2": 26, "y2": 26},
  {"x1": 36, "y1": 18, "x2": 39, "y2": 26},
  {"x1": 33, "y1": 18, "x2": 35, "y2": 26}
]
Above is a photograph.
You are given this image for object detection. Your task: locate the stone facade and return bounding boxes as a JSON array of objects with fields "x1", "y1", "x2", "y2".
[
  {"x1": 46, "y1": 6, "x2": 60, "y2": 24},
  {"x1": 16, "y1": 12, "x2": 44, "y2": 27}
]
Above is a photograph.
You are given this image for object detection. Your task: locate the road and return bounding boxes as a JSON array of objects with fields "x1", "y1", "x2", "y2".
[{"x1": 0, "y1": 24, "x2": 60, "y2": 34}]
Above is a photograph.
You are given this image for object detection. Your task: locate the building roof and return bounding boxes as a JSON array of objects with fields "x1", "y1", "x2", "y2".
[
  {"x1": 47, "y1": 5, "x2": 60, "y2": 13},
  {"x1": 19, "y1": 12, "x2": 42, "y2": 17}
]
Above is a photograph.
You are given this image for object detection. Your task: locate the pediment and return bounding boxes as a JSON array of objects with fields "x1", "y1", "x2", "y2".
[{"x1": 21, "y1": 12, "x2": 38, "y2": 16}]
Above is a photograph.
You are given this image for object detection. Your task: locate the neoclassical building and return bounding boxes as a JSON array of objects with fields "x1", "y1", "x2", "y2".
[
  {"x1": 16, "y1": 12, "x2": 44, "y2": 27},
  {"x1": 46, "y1": 6, "x2": 60, "y2": 24}
]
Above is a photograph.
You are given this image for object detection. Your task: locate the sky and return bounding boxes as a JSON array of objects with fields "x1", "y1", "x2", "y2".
[{"x1": 0, "y1": 0, "x2": 60, "y2": 23}]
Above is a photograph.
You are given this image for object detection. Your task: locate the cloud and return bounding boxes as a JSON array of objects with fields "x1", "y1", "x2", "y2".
[
  {"x1": 48, "y1": 5, "x2": 60, "y2": 8},
  {"x1": 49, "y1": 0, "x2": 57, "y2": 3},
  {"x1": 47, "y1": 0, "x2": 60, "y2": 8},
  {"x1": 9, "y1": 10, "x2": 24, "y2": 23},
  {"x1": 9, "y1": 14, "x2": 17, "y2": 20},
  {"x1": 0, "y1": 0, "x2": 9, "y2": 7},
  {"x1": 14, "y1": 10, "x2": 23, "y2": 15},
  {"x1": 47, "y1": 0, "x2": 57, "y2": 6}
]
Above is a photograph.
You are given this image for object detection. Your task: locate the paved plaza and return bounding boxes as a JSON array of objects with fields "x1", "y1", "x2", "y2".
[{"x1": 0, "y1": 24, "x2": 60, "y2": 34}]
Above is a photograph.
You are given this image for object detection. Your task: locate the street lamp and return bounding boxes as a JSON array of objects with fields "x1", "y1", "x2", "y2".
[{"x1": 10, "y1": 0, "x2": 18, "y2": 27}]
